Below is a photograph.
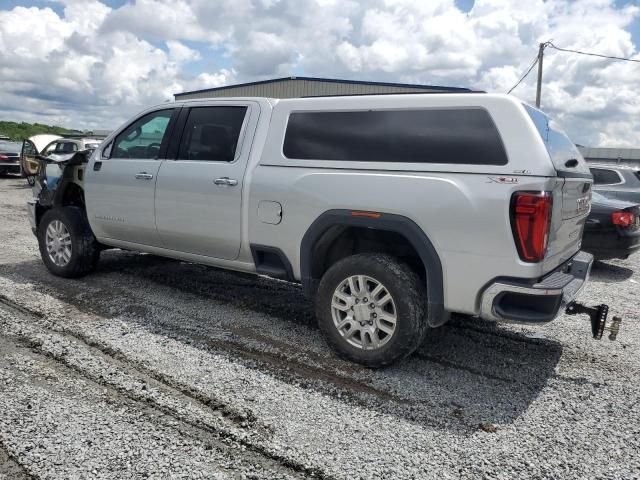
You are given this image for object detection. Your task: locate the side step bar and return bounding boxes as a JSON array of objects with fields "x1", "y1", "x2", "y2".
[{"x1": 565, "y1": 302, "x2": 622, "y2": 340}]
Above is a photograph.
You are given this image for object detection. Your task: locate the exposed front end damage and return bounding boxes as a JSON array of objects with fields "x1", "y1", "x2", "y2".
[{"x1": 27, "y1": 150, "x2": 91, "y2": 234}]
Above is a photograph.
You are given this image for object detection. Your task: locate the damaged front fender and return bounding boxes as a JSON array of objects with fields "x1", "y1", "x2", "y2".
[{"x1": 32, "y1": 150, "x2": 91, "y2": 208}]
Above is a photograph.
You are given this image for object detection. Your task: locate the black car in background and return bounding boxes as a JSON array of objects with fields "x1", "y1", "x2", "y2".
[
  {"x1": 582, "y1": 191, "x2": 640, "y2": 260},
  {"x1": 590, "y1": 164, "x2": 640, "y2": 203},
  {"x1": 0, "y1": 140, "x2": 22, "y2": 175}
]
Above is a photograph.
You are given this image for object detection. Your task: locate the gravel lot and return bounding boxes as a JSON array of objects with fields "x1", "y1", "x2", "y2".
[{"x1": 0, "y1": 174, "x2": 638, "y2": 479}]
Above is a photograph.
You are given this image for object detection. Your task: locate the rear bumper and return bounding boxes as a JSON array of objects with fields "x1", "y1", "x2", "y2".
[{"x1": 480, "y1": 251, "x2": 593, "y2": 323}]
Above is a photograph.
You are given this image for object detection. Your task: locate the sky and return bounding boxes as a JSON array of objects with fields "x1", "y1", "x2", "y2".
[{"x1": 0, "y1": 0, "x2": 639, "y2": 147}]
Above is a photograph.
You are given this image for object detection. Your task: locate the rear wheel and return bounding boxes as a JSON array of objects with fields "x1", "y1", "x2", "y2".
[
  {"x1": 316, "y1": 253, "x2": 428, "y2": 367},
  {"x1": 38, "y1": 207, "x2": 100, "y2": 278}
]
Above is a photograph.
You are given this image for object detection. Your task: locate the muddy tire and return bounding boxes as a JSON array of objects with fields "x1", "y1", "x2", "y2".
[
  {"x1": 316, "y1": 253, "x2": 428, "y2": 368},
  {"x1": 38, "y1": 207, "x2": 100, "y2": 278}
]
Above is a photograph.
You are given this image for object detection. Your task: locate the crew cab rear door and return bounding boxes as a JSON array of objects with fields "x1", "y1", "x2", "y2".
[
  {"x1": 85, "y1": 108, "x2": 177, "y2": 246},
  {"x1": 154, "y1": 102, "x2": 258, "y2": 259}
]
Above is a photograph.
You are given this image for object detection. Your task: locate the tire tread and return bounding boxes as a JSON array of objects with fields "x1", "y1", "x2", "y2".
[
  {"x1": 38, "y1": 206, "x2": 99, "y2": 278},
  {"x1": 316, "y1": 253, "x2": 428, "y2": 368}
]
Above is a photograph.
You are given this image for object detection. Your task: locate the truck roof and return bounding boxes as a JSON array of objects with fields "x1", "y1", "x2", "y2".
[{"x1": 170, "y1": 92, "x2": 526, "y2": 111}]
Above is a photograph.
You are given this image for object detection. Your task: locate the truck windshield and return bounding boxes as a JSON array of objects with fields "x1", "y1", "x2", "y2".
[{"x1": 523, "y1": 104, "x2": 590, "y2": 175}]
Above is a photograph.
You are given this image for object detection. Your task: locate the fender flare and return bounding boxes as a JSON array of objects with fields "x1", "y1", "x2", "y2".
[{"x1": 300, "y1": 209, "x2": 446, "y2": 327}]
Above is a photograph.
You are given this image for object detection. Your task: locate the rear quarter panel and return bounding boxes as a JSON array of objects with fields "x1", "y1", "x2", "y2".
[{"x1": 249, "y1": 168, "x2": 557, "y2": 315}]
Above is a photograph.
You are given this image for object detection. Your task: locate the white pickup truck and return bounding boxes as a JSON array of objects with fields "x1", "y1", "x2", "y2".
[{"x1": 26, "y1": 93, "x2": 618, "y2": 366}]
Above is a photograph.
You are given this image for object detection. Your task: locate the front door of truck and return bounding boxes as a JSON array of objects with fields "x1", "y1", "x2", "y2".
[
  {"x1": 85, "y1": 108, "x2": 177, "y2": 246},
  {"x1": 154, "y1": 102, "x2": 257, "y2": 259}
]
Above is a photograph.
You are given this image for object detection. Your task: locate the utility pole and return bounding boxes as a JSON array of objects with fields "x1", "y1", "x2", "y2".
[{"x1": 535, "y1": 42, "x2": 545, "y2": 108}]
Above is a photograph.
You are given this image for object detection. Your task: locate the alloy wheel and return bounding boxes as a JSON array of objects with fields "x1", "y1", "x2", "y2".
[
  {"x1": 45, "y1": 220, "x2": 72, "y2": 267},
  {"x1": 330, "y1": 274, "x2": 398, "y2": 350}
]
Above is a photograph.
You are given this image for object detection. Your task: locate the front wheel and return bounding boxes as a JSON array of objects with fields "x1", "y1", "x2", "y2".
[
  {"x1": 316, "y1": 253, "x2": 428, "y2": 367},
  {"x1": 38, "y1": 207, "x2": 100, "y2": 278}
]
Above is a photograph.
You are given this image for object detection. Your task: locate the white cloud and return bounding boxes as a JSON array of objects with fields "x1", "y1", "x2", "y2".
[
  {"x1": 0, "y1": 1, "x2": 233, "y2": 130},
  {"x1": 0, "y1": 0, "x2": 638, "y2": 147},
  {"x1": 166, "y1": 40, "x2": 201, "y2": 64}
]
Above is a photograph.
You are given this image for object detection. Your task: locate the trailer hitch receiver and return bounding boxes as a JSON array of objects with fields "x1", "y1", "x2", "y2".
[{"x1": 565, "y1": 302, "x2": 622, "y2": 340}]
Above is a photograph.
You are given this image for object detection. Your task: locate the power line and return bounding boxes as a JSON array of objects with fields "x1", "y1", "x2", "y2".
[
  {"x1": 506, "y1": 41, "x2": 640, "y2": 97},
  {"x1": 547, "y1": 42, "x2": 640, "y2": 63},
  {"x1": 507, "y1": 53, "x2": 540, "y2": 94}
]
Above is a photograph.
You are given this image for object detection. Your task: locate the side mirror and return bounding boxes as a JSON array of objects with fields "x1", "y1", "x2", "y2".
[{"x1": 101, "y1": 140, "x2": 113, "y2": 159}]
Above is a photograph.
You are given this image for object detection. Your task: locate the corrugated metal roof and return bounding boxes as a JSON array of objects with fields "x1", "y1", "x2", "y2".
[
  {"x1": 578, "y1": 146, "x2": 640, "y2": 161},
  {"x1": 175, "y1": 76, "x2": 474, "y2": 98}
]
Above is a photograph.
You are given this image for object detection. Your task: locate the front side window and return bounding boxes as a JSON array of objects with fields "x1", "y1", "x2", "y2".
[
  {"x1": 590, "y1": 168, "x2": 622, "y2": 185},
  {"x1": 112, "y1": 109, "x2": 173, "y2": 159},
  {"x1": 22, "y1": 140, "x2": 37, "y2": 156},
  {"x1": 177, "y1": 106, "x2": 247, "y2": 162},
  {"x1": 282, "y1": 108, "x2": 508, "y2": 165}
]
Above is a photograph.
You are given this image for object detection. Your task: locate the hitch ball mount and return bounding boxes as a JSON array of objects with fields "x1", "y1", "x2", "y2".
[{"x1": 565, "y1": 302, "x2": 622, "y2": 341}]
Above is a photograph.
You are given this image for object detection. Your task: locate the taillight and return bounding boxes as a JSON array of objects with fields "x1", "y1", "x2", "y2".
[
  {"x1": 612, "y1": 211, "x2": 635, "y2": 227},
  {"x1": 0, "y1": 154, "x2": 7, "y2": 161},
  {"x1": 511, "y1": 192, "x2": 553, "y2": 262}
]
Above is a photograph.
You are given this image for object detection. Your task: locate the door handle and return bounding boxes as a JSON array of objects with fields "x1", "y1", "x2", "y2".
[
  {"x1": 135, "y1": 172, "x2": 154, "y2": 180},
  {"x1": 213, "y1": 177, "x2": 238, "y2": 186}
]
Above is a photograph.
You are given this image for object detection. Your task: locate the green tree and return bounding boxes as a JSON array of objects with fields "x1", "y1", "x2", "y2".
[{"x1": 0, "y1": 121, "x2": 81, "y2": 141}]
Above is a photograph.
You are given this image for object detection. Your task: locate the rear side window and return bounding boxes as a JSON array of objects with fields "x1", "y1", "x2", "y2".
[
  {"x1": 178, "y1": 106, "x2": 247, "y2": 162},
  {"x1": 283, "y1": 108, "x2": 507, "y2": 165},
  {"x1": 590, "y1": 168, "x2": 622, "y2": 185}
]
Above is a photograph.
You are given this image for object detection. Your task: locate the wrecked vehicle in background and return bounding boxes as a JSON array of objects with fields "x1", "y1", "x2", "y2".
[
  {"x1": 21, "y1": 135, "x2": 103, "y2": 185},
  {"x1": 21, "y1": 134, "x2": 61, "y2": 184}
]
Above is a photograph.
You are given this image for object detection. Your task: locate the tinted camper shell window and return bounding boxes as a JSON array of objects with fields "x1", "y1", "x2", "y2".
[
  {"x1": 523, "y1": 104, "x2": 590, "y2": 175},
  {"x1": 283, "y1": 108, "x2": 508, "y2": 165}
]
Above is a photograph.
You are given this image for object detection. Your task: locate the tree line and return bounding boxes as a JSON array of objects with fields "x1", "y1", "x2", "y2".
[{"x1": 0, "y1": 121, "x2": 79, "y2": 141}]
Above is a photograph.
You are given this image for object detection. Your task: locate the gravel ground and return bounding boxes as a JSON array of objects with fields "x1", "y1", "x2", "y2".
[{"x1": 0, "y1": 174, "x2": 638, "y2": 479}]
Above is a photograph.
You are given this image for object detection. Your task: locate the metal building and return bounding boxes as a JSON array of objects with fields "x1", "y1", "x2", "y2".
[
  {"x1": 174, "y1": 76, "x2": 474, "y2": 101},
  {"x1": 578, "y1": 146, "x2": 640, "y2": 168}
]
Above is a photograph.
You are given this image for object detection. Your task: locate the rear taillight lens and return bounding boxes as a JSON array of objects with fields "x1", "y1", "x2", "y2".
[
  {"x1": 511, "y1": 192, "x2": 553, "y2": 262},
  {"x1": 0, "y1": 154, "x2": 7, "y2": 161},
  {"x1": 612, "y1": 211, "x2": 635, "y2": 227}
]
